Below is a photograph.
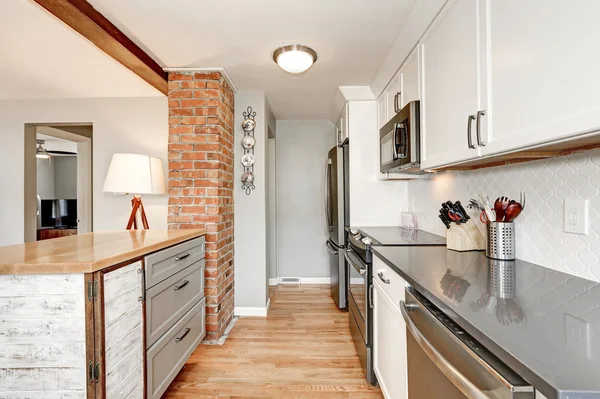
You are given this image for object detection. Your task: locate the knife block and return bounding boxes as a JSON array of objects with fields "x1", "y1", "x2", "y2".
[{"x1": 446, "y1": 221, "x2": 486, "y2": 252}]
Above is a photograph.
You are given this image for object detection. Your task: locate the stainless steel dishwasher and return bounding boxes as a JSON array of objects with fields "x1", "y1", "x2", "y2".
[{"x1": 400, "y1": 288, "x2": 534, "y2": 399}]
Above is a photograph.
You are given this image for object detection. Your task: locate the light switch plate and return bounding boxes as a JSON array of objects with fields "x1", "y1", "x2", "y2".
[{"x1": 564, "y1": 199, "x2": 589, "y2": 235}]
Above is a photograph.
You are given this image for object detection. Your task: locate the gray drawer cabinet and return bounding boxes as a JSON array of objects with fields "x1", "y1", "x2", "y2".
[
  {"x1": 147, "y1": 298, "x2": 206, "y2": 399},
  {"x1": 146, "y1": 260, "x2": 205, "y2": 348},
  {"x1": 144, "y1": 237, "x2": 206, "y2": 399},
  {"x1": 144, "y1": 237, "x2": 205, "y2": 289}
]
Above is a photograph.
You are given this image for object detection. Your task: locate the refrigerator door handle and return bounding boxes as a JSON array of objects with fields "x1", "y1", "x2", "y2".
[
  {"x1": 325, "y1": 159, "x2": 332, "y2": 232},
  {"x1": 326, "y1": 240, "x2": 339, "y2": 255}
]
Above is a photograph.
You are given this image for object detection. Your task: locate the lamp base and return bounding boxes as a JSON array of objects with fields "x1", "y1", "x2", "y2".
[{"x1": 126, "y1": 195, "x2": 149, "y2": 230}]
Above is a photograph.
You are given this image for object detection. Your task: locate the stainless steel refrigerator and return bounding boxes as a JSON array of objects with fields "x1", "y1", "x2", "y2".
[{"x1": 325, "y1": 144, "x2": 349, "y2": 309}]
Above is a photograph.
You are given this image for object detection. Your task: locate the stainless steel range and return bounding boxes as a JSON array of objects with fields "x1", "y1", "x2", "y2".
[{"x1": 345, "y1": 227, "x2": 446, "y2": 385}]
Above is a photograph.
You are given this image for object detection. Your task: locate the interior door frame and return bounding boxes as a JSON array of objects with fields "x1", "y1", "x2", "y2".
[{"x1": 24, "y1": 124, "x2": 93, "y2": 242}]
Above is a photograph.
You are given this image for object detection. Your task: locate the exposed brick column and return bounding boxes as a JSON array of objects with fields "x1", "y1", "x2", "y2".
[{"x1": 167, "y1": 71, "x2": 235, "y2": 341}]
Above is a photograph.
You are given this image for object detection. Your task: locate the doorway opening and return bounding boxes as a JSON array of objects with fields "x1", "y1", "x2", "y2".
[{"x1": 24, "y1": 124, "x2": 93, "y2": 242}]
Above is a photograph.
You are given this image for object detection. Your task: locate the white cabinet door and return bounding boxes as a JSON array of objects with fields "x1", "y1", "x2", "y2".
[
  {"x1": 377, "y1": 93, "x2": 387, "y2": 129},
  {"x1": 385, "y1": 73, "x2": 401, "y2": 122},
  {"x1": 399, "y1": 46, "x2": 421, "y2": 107},
  {"x1": 480, "y1": 0, "x2": 600, "y2": 156},
  {"x1": 420, "y1": 0, "x2": 484, "y2": 169},
  {"x1": 373, "y1": 280, "x2": 407, "y2": 399}
]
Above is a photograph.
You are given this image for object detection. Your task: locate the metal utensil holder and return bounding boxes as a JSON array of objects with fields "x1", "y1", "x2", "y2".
[{"x1": 486, "y1": 222, "x2": 515, "y2": 260}]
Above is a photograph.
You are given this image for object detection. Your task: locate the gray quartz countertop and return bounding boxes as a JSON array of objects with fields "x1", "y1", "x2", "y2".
[{"x1": 371, "y1": 246, "x2": 600, "y2": 399}]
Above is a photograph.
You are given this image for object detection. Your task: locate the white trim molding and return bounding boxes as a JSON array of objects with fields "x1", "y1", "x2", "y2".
[
  {"x1": 268, "y1": 278, "x2": 278, "y2": 286},
  {"x1": 163, "y1": 67, "x2": 239, "y2": 94},
  {"x1": 234, "y1": 298, "x2": 270, "y2": 317},
  {"x1": 274, "y1": 277, "x2": 331, "y2": 285}
]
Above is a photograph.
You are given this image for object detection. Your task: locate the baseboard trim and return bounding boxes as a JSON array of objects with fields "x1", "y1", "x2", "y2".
[
  {"x1": 273, "y1": 277, "x2": 331, "y2": 285},
  {"x1": 234, "y1": 299, "x2": 270, "y2": 317}
]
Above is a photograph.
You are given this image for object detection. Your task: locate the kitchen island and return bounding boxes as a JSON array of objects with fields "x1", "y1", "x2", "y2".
[
  {"x1": 372, "y1": 246, "x2": 600, "y2": 399},
  {"x1": 0, "y1": 229, "x2": 206, "y2": 399}
]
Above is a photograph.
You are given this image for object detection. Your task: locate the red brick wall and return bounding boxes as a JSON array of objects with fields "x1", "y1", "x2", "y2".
[{"x1": 167, "y1": 71, "x2": 235, "y2": 341}]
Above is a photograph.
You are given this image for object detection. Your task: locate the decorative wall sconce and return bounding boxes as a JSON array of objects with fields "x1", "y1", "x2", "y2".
[{"x1": 241, "y1": 106, "x2": 256, "y2": 195}]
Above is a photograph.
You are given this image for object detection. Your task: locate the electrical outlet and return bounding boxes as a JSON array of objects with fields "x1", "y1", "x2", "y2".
[
  {"x1": 565, "y1": 313, "x2": 591, "y2": 359},
  {"x1": 564, "y1": 199, "x2": 589, "y2": 235}
]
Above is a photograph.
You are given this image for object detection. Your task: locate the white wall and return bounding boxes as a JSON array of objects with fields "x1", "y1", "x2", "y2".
[
  {"x1": 276, "y1": 119, "x2": 336, "y2": 279},
  {"x1": 234, "y1": 91, "x2": 273, "y2": 310},
  {"x1": 0, "y1": 97, "x2": 168, "y2": 246},
  {"x1": 53, "y1": 157, "x2": 77, "y2": 199},
  {"x1": 36, "y1": 158, "x2": 55, "y2": 199},
  {"x1": 348, "y1": 100, "x2": 409, "y2": 226},
  {"x1": 267, "y1": 137, "x2": 277, "y2": 281}
]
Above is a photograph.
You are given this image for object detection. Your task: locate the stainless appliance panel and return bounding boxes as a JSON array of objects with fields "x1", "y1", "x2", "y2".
[
  {"x1": 380, "y1": 100, "x2": 421, "y2": 174},
  {"x1": 402, "y1": 289, "x2": 533, "y2": 399},
  {"x1": 346, "y1": 248, "x2": 367, "y2": 330},
  {"x1": 327, "y1": 239, "x2": 346, "y2": 309},
  {"x1": 326, "y1": 146, "x2": 345, "y2": 246}
]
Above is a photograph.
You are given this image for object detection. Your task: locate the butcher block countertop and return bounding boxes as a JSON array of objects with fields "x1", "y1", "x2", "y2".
[{"x1": 0, "y1": 229, "x2": 205, "y2": 275}]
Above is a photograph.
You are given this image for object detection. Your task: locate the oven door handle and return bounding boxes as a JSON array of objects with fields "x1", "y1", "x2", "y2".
[
  {"x1": 344, "y1": 250, "x2": 366, "y2": 275},
  {"x1": 325, "y1": 240, "x2": 339, "y2": 256},
  {"x1": 400, "y1": 301, "x2": 490, "y2": 399}
]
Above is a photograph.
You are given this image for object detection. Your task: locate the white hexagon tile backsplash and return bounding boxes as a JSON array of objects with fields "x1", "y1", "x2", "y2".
[{"x1": 408, "y1": 148, "x2": 600, "y2": 282}]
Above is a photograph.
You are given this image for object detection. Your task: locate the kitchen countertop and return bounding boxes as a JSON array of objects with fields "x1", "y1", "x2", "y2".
[
  {"x1": 0, "y1": 229, "x2": 205, "y2": 274},
  {"x1": 347, "y1": 226, "x2": 446, "y2": 246},
  {"x1": 371, "y1": 245, "x2": 600, "y2": 399}
]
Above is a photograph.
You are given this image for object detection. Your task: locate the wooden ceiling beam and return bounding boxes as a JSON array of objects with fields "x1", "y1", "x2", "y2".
[{"x1": 33, "y1": 0, "x2": 168, "y2": 95}]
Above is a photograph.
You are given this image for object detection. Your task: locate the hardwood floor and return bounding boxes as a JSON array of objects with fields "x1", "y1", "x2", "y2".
[{"x1": 163, "y1": 285, "x2": 383, "y2": 398}]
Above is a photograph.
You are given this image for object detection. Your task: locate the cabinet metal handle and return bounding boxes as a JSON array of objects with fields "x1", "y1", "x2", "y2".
[
  {"x1": 175, "y1": 253, "x2": 190, "y2": 261},
  {"x1": 369, "y1": 284, "x2": 374, "y2": 309},
  {"x1": 175, "y1": 328, "x2": 191, "y2": 342},
  {"x1": 377, "y1": 272, "x2": 390, "y2": 284},
  {"x1": 174, "y1": 280, "x2": 189, "y2": 291},
  {"x1": 394, "y1": 92, "x2": 401, "y2": 113},
  {"x1": 476, "y1": 110, "x2": 486, "y2": 146},
  {"x1": 467, "y1": 114, "x2": 476, "y2": 149},
  {"x1": 138, "y1": 267, "x2": 145, "y2": 302}
]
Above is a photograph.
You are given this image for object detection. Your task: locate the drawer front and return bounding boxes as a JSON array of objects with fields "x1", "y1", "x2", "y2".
[
  {"x1": 146, "y1": 260, "x2": 205, "y2": 348},
  {"x1": 147, "y1": 298, "x2": 206, "y2": 399},
  {"x1": 373, "y1": 255, "x2": 406, "y2": 310},
  {"x1": 145, "y1": 237, "x2": 205, "y2": 288}
]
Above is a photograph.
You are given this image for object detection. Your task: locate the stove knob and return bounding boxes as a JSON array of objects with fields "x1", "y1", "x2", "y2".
[
  {"x1": 350, "y1": 229, "x2": 358, "y2": 235},
  {"x1": 362, "y1": 237, "x2": 373, "y2": 245}
]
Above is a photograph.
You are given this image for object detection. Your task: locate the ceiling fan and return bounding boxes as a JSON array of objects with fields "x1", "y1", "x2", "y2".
[{"x1": 36, "y1": 139, "x2": 76, "y2": 159}]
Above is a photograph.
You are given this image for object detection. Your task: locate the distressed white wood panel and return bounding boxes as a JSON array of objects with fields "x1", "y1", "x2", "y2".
[
  {"x1": 0, "y1": 342, "x2": 85, "y2": 367},
  {"x1": 104, "y1": 262, "x2": 143, "y2": 397},
  {"x1": 0, "y1": 274, "x2": 86, "y2": 397},
  {"x1": 0, "y1": 318, "x2": 85, "y2": 342},
  {"x1": 104, "y1": 261, "x2": 142, "y2": 303},
  {"x1": 107, "y1": 363, "x2": 143, "y2": 399},
  {"x1": 127, "y1": 382, "x2": 144, "y2": 399},
  {"x1": 0, "y1": 391, "x2": 86, "y2": 399}
]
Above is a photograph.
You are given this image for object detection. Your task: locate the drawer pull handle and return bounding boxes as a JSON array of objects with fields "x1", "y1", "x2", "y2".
[
  {"x1": 378, "y1": 272, "x2": 390, "y2": 284},
  {"x1": 175, "y1": 328, "x2": 191, "y2": 343},
  {"x1": 174, "y1": 280, "x2": 190, "y2": 291},
  {"x1": 175, "y1": 253, "x2": 190, "y2": 261}
]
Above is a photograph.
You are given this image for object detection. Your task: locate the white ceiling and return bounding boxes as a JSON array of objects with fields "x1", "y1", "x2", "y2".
[
  {"x1": 0, "y1": 0, "x2": 163, "y2": 100},
  {"x1": 88, "y1": 0, "x2": 417, "y2": 119}
]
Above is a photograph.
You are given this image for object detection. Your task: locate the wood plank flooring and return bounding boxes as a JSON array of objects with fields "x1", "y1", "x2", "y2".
[{"x1": 163, "y1": 285, "x2": 383, "y2": 398}]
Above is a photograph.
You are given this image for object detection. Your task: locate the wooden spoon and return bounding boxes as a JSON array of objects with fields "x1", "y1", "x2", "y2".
[
  {"x1": 494, "y1": 197, "x2": 510, "y2": 222},
  {"x1": 504, "y1": 202, "x2": 522, "y2": 222}
]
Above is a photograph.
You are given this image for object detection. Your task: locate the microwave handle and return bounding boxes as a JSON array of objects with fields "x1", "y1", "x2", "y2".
[{"x1": 392, "y1": 125, "x2": 398, "y2": 160}]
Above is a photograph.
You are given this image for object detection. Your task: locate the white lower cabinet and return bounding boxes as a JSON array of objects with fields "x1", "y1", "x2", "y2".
[{"x1": 373, "y1": 257, "x2": 408, "y2": 399}]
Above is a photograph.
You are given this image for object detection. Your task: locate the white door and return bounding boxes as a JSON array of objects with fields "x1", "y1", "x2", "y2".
[
  {"x1": 480, "y1": 0, "x2": 600, "y2": 156},
  {"x1": 399, "y1": 46, "x2": 421, "y2": 107},
  {"x1": 373, "y1": 281, "x2": 408, "y2": 399},
  {"x1": 420, "y1": 0, "x2": 484, "y2": 169},
  {"x1": 377, "y1": 93, "x2": 387, "y2": 129},
  {"x1": 385, "y1": 73, "x2": 401, "y2": 123}
]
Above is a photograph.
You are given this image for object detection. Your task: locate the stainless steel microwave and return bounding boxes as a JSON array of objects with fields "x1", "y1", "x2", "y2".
[{"x1": 380, "y1": 100, "x2": 421, "y2": 173}]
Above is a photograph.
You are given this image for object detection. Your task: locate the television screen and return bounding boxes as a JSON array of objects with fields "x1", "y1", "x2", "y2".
[{"x1": 40, "y1": 199, "x2": 77, "y2": 228}]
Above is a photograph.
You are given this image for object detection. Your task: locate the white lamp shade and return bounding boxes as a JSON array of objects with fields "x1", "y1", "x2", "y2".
[{"x1": 103, "y1": 153, "x2": 166, "y2": 195}]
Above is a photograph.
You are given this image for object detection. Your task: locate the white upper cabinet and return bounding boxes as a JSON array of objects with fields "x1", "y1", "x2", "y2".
[
  {"x1": 377, "y1": 93, "x2": 387, "y2": 129},
  {"x1": 420, "y1": 0, "x2": 484, "y2": 169},
  {"x1": 480, "y1": 0, "x2": 600, "y2": 156},
  {"x1": 398, "y1": 47, "x2": 420, "y2": 108},
  {"x1": 385, "y1": 73, "x2": 401, "y2": 124}
]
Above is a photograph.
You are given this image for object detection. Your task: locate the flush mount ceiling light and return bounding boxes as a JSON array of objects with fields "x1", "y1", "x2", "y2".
[
  {"x1": 36, "y1": 139, "x2": 50, "y2": 159},
  {"x1": 273, "y1": 44, "x2": 318, "y2": 74}
]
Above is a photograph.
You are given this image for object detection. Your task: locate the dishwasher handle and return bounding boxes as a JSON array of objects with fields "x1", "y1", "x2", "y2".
[{"x1": 400, "y1": 301, "x2": 490, "y2": 399}]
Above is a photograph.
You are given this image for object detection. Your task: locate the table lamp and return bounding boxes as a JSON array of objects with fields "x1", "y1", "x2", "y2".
[{"x1": 103, "y1": 153, "x2": 166, "y2": 230}]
